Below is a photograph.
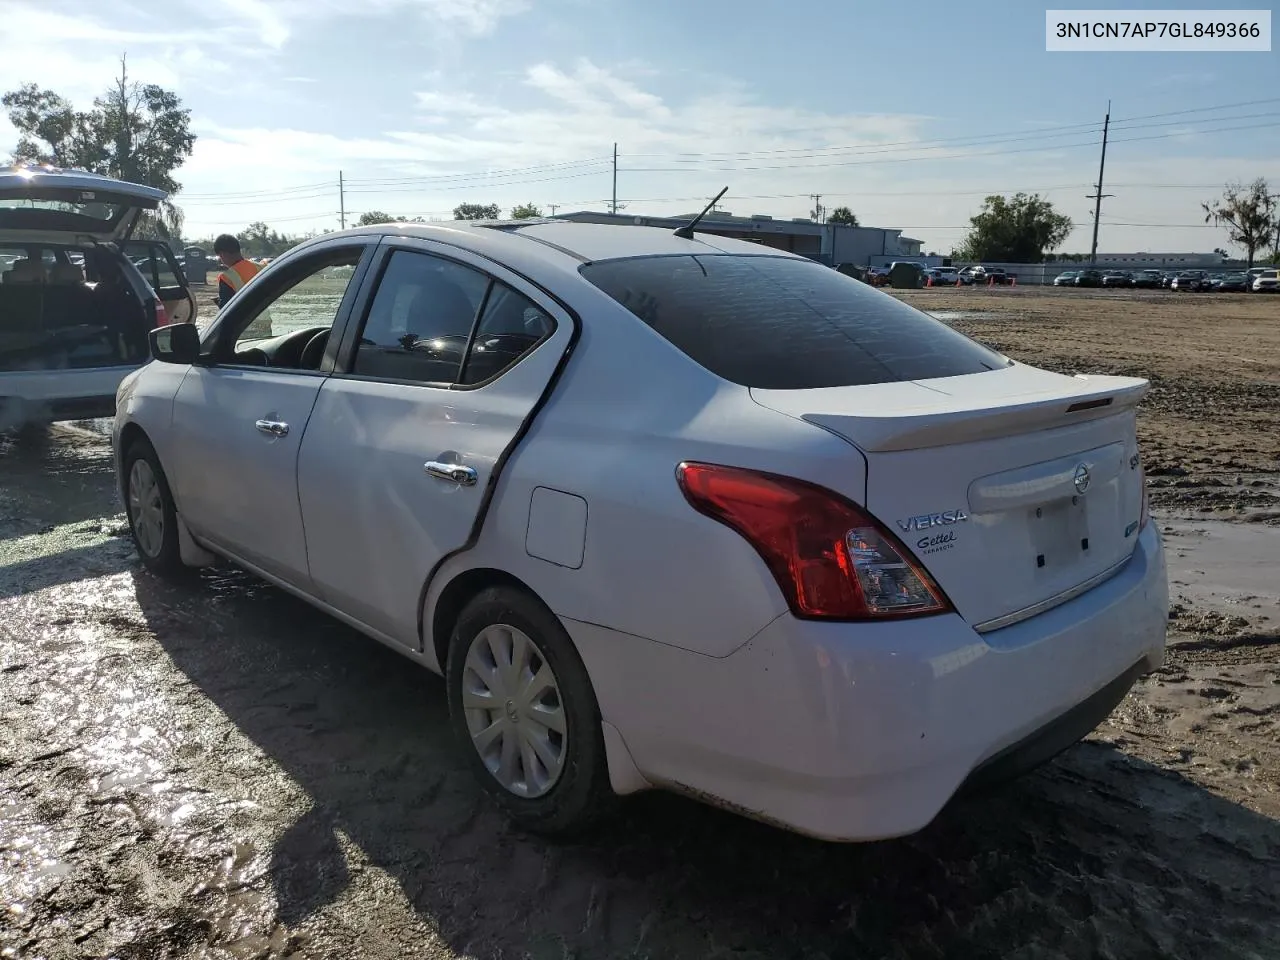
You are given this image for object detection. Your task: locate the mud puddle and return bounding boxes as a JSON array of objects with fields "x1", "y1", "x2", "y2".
[{"x1": 1161, "y1": 517, "x2": 1280, "y2": 624}]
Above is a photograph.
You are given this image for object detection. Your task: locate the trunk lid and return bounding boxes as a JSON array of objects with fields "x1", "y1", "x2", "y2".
[
  {"x1": 0, "y1": 167, "x2": 164, "y2": 243},
  {"x1": 753, "y1": 364, "x2": 1149, "y2": 631}
]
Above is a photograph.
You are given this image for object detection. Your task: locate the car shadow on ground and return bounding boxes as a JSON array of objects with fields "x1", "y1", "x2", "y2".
[{"x1": 128, "y1": 563, "x2": 1280, "y2": 960}]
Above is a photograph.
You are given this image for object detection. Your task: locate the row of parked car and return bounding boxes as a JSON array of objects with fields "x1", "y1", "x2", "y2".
[
  {"x1": 1053, "y1": 266, "x2": 1279, "y2": 293},
  {"x1": 865, "y1": 263, "x2": 1015, "y2": 287}
]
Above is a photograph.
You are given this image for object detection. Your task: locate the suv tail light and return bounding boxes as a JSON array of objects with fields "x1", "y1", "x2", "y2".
[
  {"x1": 676, "y1": 462, "x2": 953, "y2": 621},
  {"x1": 153, "y1": 299, "x2": 170, "y2": 328}
]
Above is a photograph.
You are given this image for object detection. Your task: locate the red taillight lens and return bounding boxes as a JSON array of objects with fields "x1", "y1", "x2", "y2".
[
  {"x1": 153, "y1": 300, "x2": 170, "y2": 328},
  {"x1": 676, "y1": 462, "x2": 953, "y2": 621}
]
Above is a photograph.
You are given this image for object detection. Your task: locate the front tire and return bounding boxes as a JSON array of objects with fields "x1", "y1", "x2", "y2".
[
  {"x1": 123, "y1": 438, "x2": 184, "y2": 576},
  {"x1": 446, "y1": 586, "x2": 615, "y2": 836}
]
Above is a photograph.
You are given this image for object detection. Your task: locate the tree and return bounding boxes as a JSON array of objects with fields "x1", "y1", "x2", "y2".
[
  {"x1": 3, "y1": 56, "x2": 195, "y2": 234},
  {"x1": 955, "y1": 193, "x2": 1072, "y2": 263},
  {"x1": 237, "y1": 221, "x2": 298, "y2": 258},
  {"x1": 1202, "y1": 179, "x2": 1276, "y2": 270},
  {"x1": 510, "y1": 202, "x2": 542, "y2": 220},
  {"x1": 827, "y1": 206, "x2": 859, "y2": 226},
  {"x1": 353, "y1": 211, "x2": 424, "y2": 227},
  {"x1": 453, "y1": 202, "x2": 501, "y2": 220},
  {"x1": 132, "y1": 205, "x2": 185, "y2": 244}
]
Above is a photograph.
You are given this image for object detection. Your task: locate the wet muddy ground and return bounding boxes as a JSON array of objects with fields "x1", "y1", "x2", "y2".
[{"x1": 2, "y1": 288, "x2": 1279, "y2": 959}]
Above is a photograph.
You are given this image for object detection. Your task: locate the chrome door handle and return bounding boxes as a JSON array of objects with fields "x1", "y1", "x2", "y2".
[
  {"x1": 424, "y1": 461, "x2": 478, "y2": 486},
  {"x1": 255, "y1": 419, "x2": 289, "y2": 438}
]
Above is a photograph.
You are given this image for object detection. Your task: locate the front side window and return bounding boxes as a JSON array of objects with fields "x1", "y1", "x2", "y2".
[
  {"x1": 353, "y1": 250, "x2": 489, "y2": 385},
  {"x1": 580, "y1": 254, "x2": 1010, "y2": 390},
  {"x1": 214, "y1": 248, "x2": 363, "y2": 370}
]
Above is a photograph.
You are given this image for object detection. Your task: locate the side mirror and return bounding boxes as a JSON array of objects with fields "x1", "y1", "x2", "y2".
[{"x1": 149, "y1": 322, "x2": 201, "y2": 364}]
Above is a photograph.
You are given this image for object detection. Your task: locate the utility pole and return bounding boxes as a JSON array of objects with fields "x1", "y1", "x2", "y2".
[
  {"x1": 810, "y1": 194, "x2": 824, "y2": 223},
  {"x1": 611, "y1": 143, "x2": 618, "y2": 215},
  {"x1": 339, "y1": 171, "x2": 346, "y2": 230},
  {"x1": 1086, "y1": 102, "x2": 1112, "y2": 265},
  {"x1": 549, "y1": 203, "x2": 560, "y2": 216}
]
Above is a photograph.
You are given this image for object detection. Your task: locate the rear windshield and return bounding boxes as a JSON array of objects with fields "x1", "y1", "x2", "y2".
[
  {"x1": 580, "y1": 254, "x2": 1009, "y2": 389},
  {"x1": 0, "y1": 197, "x2": 121, "y2": 221}
]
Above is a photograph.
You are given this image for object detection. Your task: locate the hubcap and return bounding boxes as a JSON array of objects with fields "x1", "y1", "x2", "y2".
[
  {"x1": 128, "y1": 459, "x2": 164, "y2": 558},
  {"x1": 462, "y1": 624, "x2": 567, "y2": 798}
]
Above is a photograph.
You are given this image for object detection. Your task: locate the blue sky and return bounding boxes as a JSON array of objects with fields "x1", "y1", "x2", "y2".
[{"x1": 1, "y1": 0, "x2": 1276, "y2": 254}]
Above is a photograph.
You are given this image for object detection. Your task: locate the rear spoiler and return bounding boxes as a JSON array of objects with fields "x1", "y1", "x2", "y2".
[{"x1": 753, "y1": 372, "x2": 1149, "y2": 453}]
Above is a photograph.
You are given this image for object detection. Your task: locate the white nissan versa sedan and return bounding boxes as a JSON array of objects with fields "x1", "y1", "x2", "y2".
[{"x1": 112, "y1": 217, "x2": 1169, "y2": 841}]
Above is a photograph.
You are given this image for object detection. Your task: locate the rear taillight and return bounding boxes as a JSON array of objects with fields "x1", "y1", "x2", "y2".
[
  {"x1": 676, "y1": 462, "x2": 953, "y2": 621},
  {"x1": 153, "y1": 300, "x2": 170, "y2": 328}
]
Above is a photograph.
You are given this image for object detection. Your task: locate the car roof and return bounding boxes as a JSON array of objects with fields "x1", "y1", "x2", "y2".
[{"x1": 316, "y1": 218, "x2": 807, "y2": 266}]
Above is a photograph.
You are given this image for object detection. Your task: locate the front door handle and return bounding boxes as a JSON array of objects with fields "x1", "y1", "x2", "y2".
[
  {"x1": 424, "y1": 461, "x2": 478, "y2": 486},
  {"x1": 255, "y1": 419, "x2": 289, "y2": 438}
]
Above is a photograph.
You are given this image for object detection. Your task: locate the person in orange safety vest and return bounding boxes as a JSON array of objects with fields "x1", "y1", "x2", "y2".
[{"x1": 213, "y1": 234, "x2": 262, "y2": 308}]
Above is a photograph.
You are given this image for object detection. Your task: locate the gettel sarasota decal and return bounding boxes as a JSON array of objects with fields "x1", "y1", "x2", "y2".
[{"x1": 897, "y1": 509, "x2": 969, "y2": 556}]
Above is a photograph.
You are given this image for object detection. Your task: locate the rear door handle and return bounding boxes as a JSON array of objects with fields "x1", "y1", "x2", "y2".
[
  {"x1": 255, "y1": 419, "x2": 289, "y2": 438},
  {"x1": 424, "y1": 461, "x2": 478, "y2": 486}
]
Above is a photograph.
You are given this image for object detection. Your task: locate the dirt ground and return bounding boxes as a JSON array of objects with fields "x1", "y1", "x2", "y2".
[{"x1": 1, "y1": 288, "x2": 1278, "y2": 959}]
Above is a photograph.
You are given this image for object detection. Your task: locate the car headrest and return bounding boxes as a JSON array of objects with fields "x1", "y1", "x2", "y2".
[
  {"x1": 408, "y1": 279, "x2": 475, "y2": 328},
  {"x1": 48, "y1": 262, "x2": 86, "y2": 285},
  {"x1": 3, "y1": 259, "x2": 45, "y2": 284}
]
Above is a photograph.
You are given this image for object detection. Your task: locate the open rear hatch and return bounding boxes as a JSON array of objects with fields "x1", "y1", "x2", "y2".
[
  {"x1": 753, "y1": 365, "x2": 1150, "y2": 631},
  {"x1": 0, "y1": 167, "x2": 164, "y2": 243}
]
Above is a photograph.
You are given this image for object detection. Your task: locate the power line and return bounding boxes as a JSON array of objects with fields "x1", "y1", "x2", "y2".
[
  {"x1": 173, "y1": 107, "x2": 1279, "y2": 208},
  {"x1": 341, "y1": 156, "x2": 612, "y2": 187},
  {"x1": 549, "y1": 182, "x2": 1231, "y2": 207},
  {"x1": 173, "y1": 98, "x2": 1279, "y2": 202},
  {"x1": 620, "y1": 97, "x2": 1280, "y2": 162},
  {"x1": 619, "y1": 119, "x2": 1280, "y2": 174},
  {"x1": 677, "y1": 96, "x2": 1280, "y2": 142}
]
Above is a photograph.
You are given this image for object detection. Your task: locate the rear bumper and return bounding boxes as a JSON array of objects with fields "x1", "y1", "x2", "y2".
[
  {"x1": 569, "y1": 521, "x2": 1168, "y2": 842},
  {"x1": 0, "y1": 366, "x2": 133, "y2": 426},
  {"x1": 952, "y1": 657, "x2": 1145, "y2": 797}
]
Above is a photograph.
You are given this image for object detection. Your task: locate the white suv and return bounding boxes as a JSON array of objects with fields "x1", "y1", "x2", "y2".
[{"x1": 0, "y1": 166, "x2": 195, "y2": 430}]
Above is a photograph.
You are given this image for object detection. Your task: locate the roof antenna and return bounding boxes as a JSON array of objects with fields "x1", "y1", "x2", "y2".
[{"x1": 673, "y1": 186, "x2": 728, "y2": 240}]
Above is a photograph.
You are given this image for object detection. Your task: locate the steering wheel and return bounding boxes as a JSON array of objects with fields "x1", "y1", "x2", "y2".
[{"x1": 301, "y1": 329, "x2": 329, "y2": 369}]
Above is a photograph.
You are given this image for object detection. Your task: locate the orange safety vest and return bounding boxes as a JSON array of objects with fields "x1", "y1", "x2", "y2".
[{"x1": 218, "y1": 257, "x2": 261, "y2": 295}]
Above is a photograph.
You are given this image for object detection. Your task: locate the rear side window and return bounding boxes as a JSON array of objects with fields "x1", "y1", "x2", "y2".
[
  {"x1": 458, "y1": 283, "x2": 554, "y2": 385},
  {"x1": 580, "y1": 255, "x2": 1009, "y2": 389}
]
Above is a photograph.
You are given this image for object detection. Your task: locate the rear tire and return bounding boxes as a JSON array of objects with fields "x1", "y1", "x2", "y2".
[
  {"x1": 123, "y1": 438, "x2": 185, "y2": 576},
  {"x1": 446, "y1": 586, "x2": 616, "y2": 836}
]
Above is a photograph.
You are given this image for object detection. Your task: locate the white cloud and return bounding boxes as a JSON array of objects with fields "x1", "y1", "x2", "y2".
[
  {"x1": 4, "y1": 4, "x2": 1273, "y2": 256},
  {"x1": 406, "y1": 0, "x2": 530, "y2": 35},
  {"x1": 220, "y1": 0, "x2": 293, "y2": 48}
]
